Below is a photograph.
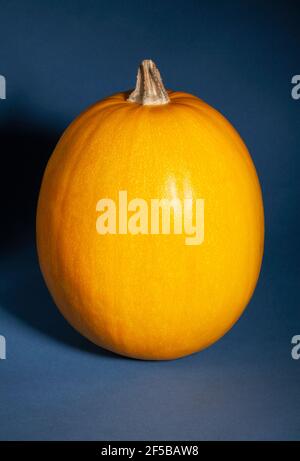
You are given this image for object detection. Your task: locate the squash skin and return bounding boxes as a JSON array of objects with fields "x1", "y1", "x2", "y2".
[{"x1": 36, "y1": 90, "x2": 264, "y2": 360}]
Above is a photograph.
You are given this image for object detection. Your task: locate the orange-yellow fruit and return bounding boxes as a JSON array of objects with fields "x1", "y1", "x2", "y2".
[{"x1": 36, "y1": 61, "x2": 264, "y2": 360}]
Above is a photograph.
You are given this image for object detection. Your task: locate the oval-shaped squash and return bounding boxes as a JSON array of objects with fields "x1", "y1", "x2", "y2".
[{"x1": 36, "y1": 60, "x2": 264, "y2": 360}]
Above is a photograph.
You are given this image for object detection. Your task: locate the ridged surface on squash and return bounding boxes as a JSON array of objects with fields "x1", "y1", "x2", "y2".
[{"x1": 36, "y1": 91, "x2": 264, "y2": 360}]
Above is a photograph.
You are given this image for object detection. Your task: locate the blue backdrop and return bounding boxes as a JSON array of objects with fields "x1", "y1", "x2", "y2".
[{"x1": 0, "y1": 0, "x2": 299, "y2": 440}]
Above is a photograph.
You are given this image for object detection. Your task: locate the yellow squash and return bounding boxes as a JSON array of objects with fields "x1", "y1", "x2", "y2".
[{"x1": 36, "y1": 60, "x2": 264, "y2": 360}]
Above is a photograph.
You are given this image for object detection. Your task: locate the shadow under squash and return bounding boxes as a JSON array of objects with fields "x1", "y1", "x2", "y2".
[{"x1": 0, "y1": 107, "x2": 118, "y2": 359}]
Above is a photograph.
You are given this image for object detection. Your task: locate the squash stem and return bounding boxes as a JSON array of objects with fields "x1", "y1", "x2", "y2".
[{"x1": 127, "y1": 60, "x2": 170, "y2": 106}]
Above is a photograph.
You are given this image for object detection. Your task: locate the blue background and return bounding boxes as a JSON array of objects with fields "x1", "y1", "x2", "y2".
[{"x1": 0, "y1": 0, "x2": 300, "y2": 440}]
